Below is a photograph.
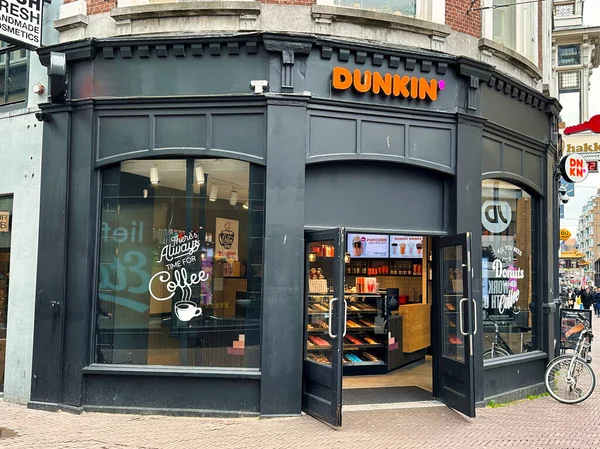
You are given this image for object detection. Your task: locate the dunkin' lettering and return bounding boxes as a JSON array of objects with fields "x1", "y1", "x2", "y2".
[{"x1": 332, "y1": 67, "x2": 445, "y2": 101}]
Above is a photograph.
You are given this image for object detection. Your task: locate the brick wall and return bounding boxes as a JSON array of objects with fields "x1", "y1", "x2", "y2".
[{"x1": 445, "y1": 0, "x2": 481, "y2": 38}]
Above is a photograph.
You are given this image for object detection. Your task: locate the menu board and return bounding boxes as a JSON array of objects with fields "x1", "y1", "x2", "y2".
[
  {"x1": 347, "y1": 233, "x2": 389, "y2": 259},
  {"x1": 389, "y1": 235, "x2": 423, "y2": 259}
]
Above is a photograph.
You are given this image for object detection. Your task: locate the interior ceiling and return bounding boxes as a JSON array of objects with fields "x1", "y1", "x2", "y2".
[{"x1": 121, "y1": 159, "x2": 250, "y2": 200}]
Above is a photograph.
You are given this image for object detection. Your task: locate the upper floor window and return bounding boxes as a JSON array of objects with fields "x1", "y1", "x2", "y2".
[
  {"x1": 492, "y1": 0, "x2": 536, "y2": 62},
  {"x1": 0, "y1": 41, "x2": 28, "y2": 106},
  {"x1": 554, "y1": 3, "x2": 575, "y2": 17},
  {"x1": 558, "y1": 44, "x2": 581, "y2": 66},
  {"x1": 318, "y1": 0, "x2": 433, "y2": 22}
]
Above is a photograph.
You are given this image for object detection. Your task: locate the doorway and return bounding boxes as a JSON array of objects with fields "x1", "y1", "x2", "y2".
[
  {"x1": 301, "y1": 229, "x2": 476, "y2": 426},
  {"x1": 0, "y1": 197, "x2": 12, "y2": 393}
]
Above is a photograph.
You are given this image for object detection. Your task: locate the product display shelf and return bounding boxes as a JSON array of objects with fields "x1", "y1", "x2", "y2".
[{"x1": 443, "y1": 292, "x2": 465, "y2": 358}]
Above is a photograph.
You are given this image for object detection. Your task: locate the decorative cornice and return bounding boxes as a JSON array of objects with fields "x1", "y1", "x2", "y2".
[{"x1": 478, "y1": 38, "x2": 542, "y2": 81}]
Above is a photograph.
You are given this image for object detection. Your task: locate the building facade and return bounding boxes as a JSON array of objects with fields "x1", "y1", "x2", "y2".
[
  {"x1": 0, "y1": 3, "x2": 61, "y2": 402},
  {"x1": 0, "y1": 0, "x2": 563, "y2": 422}
]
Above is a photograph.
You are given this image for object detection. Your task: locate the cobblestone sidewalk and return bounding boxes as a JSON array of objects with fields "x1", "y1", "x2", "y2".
[{"x1": 2, "y1": 315, "x2": 600, "y2": 449}]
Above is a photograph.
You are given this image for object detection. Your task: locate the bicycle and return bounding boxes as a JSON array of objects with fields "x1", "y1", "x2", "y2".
[
  {"x1": 483, "y1": 315, "x2": 532, "y2": 360},
  {"x1": 544, "y1": 312, "x2": 595, "y2": 404}
]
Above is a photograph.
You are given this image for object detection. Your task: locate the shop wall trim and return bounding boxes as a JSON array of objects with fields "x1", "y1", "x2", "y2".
[
  {"x1": 482, "y1": 350, "x2": 548, "y2": 370},
  {"x1": 83, "y1": 365, "x2": 262, "y2": 379},
  {"x1": 92, "y1": 106, "x2": 267, "y2": 167},
  {"x1": 481, "y1": 171, "x2": 545, "y2": 198},
  {"x1": 83, "y1": 405, "x2": 260, "y2": 418},
  {"x1": 306, "y1": 108, "x2": 456, "y2": 174}
]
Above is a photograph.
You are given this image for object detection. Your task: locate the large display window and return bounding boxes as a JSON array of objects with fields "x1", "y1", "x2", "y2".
[
  {"x1": 95, "y1": 158, "x2": 265, "y2": 368},
  {"x1": 481, "y1": 179, "x2": 538, "y2": 361}
]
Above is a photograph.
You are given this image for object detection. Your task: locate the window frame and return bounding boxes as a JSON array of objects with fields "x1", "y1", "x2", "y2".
[
  {"x1": 0, "y1": 40, "x2": 29, "y2": 107},
  {"x1": 557, "y1": 44, "x2": 582, "y2": 67},
  {"x1": 91, "y1": 156, "x2": 266, "y2": 370},
  {"x1": 481, "y1": 178, "x2": 543, "y2": 365}
]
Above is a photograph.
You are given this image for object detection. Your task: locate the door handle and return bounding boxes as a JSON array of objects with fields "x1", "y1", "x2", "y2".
[
  {"x1": 328, "y1": 297, "x2": 338, "y2": 339},
  {"x1": 472, "y1": 298, "x2": 478, "y2": 335},
  {"x1": 343, "y1": 298, "x2": 348, "y2": 337},
  {"x1": 458, "y1": 297, "x2": 469, "y2": 336}
]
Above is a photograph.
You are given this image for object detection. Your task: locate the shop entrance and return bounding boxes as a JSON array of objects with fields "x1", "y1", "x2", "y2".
[
  {"x1": 0, "y1": 198, "x2": 12, "y2": 393},
  {"x1": 301, "y1": 229, "x2": 476, "y2": 427}
]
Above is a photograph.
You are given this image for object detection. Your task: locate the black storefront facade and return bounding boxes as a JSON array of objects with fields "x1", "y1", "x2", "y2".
[{"x1": 29, "y1": 33, "x2": 561, "y2": 422}]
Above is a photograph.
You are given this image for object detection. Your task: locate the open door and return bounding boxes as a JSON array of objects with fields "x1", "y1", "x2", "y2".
[
  {"x1": 301, "y1": 228, "x2": 345, "y2": 427},
  {"x1": 434, "y1": 233, "x2": 476, "y2": 418}
]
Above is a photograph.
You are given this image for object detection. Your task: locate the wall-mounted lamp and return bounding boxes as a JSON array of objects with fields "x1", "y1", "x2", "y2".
[
  {"x1": 229, "y1": 189, "x2": 238, "y2": 206},
  {"x1": 195, "y1": 166, "x2": 205, "y2": 185},
  {"x1": 243, "y1": 201, "x2": 249, "y2": 210},
  {"x1": 308, "y1": 252, "x2": 317, "y2": 262},
  {"x1": 209, "y1": 185, "x2": 218, "y2": 201},
  {"x1": 150, "y1": 165, "x2": 160, "y2": 184},
  {"x1": 344, "y1": 252, "x2": 351, "y2": 264}
]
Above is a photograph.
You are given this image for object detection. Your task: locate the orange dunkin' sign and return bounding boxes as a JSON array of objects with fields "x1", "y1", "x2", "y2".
[{"x1": 331, "y1": 66, "x2": 445, "y2": 101}]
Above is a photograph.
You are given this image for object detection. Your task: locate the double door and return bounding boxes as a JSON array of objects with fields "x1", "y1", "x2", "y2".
[{"x1": 301, "y1": 229, "x2": 477, "y2": 427}]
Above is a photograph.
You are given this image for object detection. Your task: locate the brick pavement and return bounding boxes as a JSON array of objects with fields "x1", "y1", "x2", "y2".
[{"x1": 2, "y1": 315, "x2": 600, "y2": 449}]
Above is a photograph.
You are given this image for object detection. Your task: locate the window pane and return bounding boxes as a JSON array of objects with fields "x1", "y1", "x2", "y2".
[
  {"x1": 493, "y1": 0, "x2": 516, "y2": 50},
  {"x1": 0, "y1": 61, "x2": 5, "y2": 105},
  {"x1": 555, "y1": 3, "x2": 575, "y2": 17},
  {"x1": 7, "y1": 50, "x2": 26, "y2": 103},
  {"x1": 482, "y1": 180, "x2": 537, "y2": 361},
  {"x1": 319, "y1": 0, "x2": 417, "y2": 17},
  {"x1": 96, "y1": 158, "x2": 264, "y2": 368},
  {"x1": 558, "y1": 45, "x2": 581, "y2": 66}
]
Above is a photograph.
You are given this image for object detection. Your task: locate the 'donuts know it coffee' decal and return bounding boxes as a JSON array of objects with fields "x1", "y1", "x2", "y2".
[
  {"x1": 215, "y1": 217, "x2": 239, "y2": 261},
  {"x1": 482, "y1": 239, "x2": 524, "y2": 317},
  {"x1": 149, "y1": 231, "x2": 209, "y2": 322}
]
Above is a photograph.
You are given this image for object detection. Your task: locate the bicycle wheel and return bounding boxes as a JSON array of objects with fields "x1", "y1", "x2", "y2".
[
  {"x1": 545, "y1": 356, "x2": 596, "y2": 404},
  {"x1": 483, "y1": 347, "x2": 510, "y2": 360}
]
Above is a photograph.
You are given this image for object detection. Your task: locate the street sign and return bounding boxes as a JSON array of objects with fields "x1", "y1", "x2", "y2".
[{"x1": 560, "y1": 153, "x2": 589, "y2": 183}]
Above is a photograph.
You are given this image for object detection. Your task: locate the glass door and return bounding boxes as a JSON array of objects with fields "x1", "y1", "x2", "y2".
[
  {"x1": 433, "y1": 233, "x2": 476, "y2": 417},
  {"x1": 302, "y1": 228, "x2": 345, "y2": 427}
]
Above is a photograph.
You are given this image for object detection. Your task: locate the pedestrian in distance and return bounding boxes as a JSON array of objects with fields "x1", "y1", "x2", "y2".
[
  {"x1": 594, "y1": 287, "x2": 600, "y2": 317},
  {"x1": 581, "y1": 286, "x2": 594, "y2": 311}
]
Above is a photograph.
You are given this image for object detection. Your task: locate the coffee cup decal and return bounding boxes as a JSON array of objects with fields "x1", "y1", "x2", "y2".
[
  {"x1": 149, "y1": 231, "x2": 210, "y2": 322},
  {"x1": 174, "y1": 301, "x2": 203, "y2": 322},
  {"x1": 218, "y1": 221, "x2": 235, "y2": 249}
]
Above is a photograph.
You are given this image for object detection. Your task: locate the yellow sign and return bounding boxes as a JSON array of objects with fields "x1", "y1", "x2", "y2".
[
  {"x1": 560, "y1": 229, "x2": 571, "y2": 241},
  {"x1": 0, "y1": 211, "x2": 9, "y2": 233}
]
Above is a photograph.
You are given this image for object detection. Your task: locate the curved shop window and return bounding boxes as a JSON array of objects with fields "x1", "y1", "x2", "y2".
[
  {"x1": 95, "y1": 158, "x2": 265, "y2": 368},
  {"x1": 481, "y1": 179, "x2": 539, "y2": 361}
]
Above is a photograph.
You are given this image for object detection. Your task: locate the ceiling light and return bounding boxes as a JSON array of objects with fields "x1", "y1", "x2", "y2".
[
  {"x1": 243, "y1": 201, "x2": 249, "y2": 210},
  {"x1": 150, "y1": 166, "x2": 159, "y2": 184},
  {"x1": 229, "y1": 189, "x2": 238, "y2": 206},
  {"x1": 195, "y1": 166, "x2": 205, "y2": 185},
  {"x1": 209, "y1": 185, "x2": 218, "y2": 201}
]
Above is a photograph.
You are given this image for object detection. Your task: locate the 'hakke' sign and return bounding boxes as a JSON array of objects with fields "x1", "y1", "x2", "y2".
[{"x1": 0, "y1": 0, "x2": 42, "y2": 49}]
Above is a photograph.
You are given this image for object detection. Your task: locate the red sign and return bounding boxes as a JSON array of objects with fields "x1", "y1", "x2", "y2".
[
  {"x1": 587, "y1": 161, "x2": 598, "y2": 173},
  {"x1": 560, "y1": 153, "x2": 589, "y2": 183},
  {"x1": 564, "y1": 114, "x2": 600, "y2": 135}
]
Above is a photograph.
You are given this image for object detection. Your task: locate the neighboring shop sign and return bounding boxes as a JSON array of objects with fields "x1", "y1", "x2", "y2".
[
  {"x1": 348, "y1": 233, "x2": 389, "y2": 258},
  {"x1": 560, "y1": 229, "x2": 572, "y2": 241},
  {"x1": 481, "y1": 200, "x2": 512, "y2": 234},
  {"x1": 389, "y1": 235, "x2": 423, "y2": 259},
  {"x1": 0, "y1": 0, "x2": 43, "y2": 49},
  {"x1": 563, "y1": 114, "x2": 600, "y2": 136},
  {"x1": 0, "y1": 212, "x2": 9, "y2": 232},
  {"x1": 331, "y1": 67, "x2": 445, "y2": 101},
  {"x1": 215, "y1": 218, "x2": 239, "y2": 261},
  {"x1": 587, "y1": 160, "x2": 598, "y2": 173},
  {"x1": 560, "y1": 153, "x2": 589, "y2": 183}
]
